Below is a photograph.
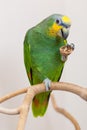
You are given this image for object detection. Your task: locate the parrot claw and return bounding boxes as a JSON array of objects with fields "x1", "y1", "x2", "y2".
[
  {"x1": 43, "y1": 78, "x2": 51, "y2": 91},
  {"x1": 67, "y1": 43, "x2": 75, "y2": 50},
  {"x1": 60, "y1": 43, "x2": 75, "y2": 62},
  {"x1": 61, "y1": 55, "x2": 67, "y2": 62}
]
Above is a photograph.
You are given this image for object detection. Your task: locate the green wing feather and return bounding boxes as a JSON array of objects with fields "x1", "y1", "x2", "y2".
[
  {"x1": 24, "y1": 34, "x2": 32, "y2": 84},
  {"x1": 24, "y1": 30, "x2": 51, "y2": 117}
]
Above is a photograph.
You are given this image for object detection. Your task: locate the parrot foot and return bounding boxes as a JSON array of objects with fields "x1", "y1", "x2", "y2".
[
  {"x1": 43, "y1": 78, "x2": 51, "y2": 91},
  {"x1": 60, "y1": 43, "x2": 75, "y2": 62}
]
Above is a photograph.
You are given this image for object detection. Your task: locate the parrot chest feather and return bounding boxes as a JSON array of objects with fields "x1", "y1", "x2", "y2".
[{"x1": 28, "y1": 30, "x2": 65, "y2": 83}]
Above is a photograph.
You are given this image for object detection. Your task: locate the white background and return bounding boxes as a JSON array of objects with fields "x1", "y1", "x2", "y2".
[{"x1": 0, "y1": 0, "x2": 87, "y2": 130}]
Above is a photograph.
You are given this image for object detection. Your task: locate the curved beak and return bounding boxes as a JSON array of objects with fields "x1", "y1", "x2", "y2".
[
  {"x1": 61, "y1": 27, "x2": 70, "y2": 39},
  {"x1": 57, "y1": 27, "x2": 70, "y2": 39}
]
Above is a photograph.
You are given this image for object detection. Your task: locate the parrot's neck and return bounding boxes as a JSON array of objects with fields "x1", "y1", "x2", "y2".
[{"x1": 34, "y1": 26, "x2": 67, "y2": 44}]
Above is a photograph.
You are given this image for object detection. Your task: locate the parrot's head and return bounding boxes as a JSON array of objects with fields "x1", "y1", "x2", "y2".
[{"x1": 39, "y1": 14, "x2": 71, "y2": 40}]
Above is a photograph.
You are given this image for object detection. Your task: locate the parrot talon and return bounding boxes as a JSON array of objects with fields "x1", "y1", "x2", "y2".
[
  {"x1": 60, "y1": 43, "x2": 75, "y2": 62},
  {"x1": 61, "y1": 55, "x2": 67, "y2": 62},
  {"x1": 70, "y1": 43, "x2": 75, "y2": 50},
  {"x1": 66, "y1": 43, "x2": 75, "y2": 50},
  {"x1": 43, "y1": 78, "x2": 51, "y2": 91}
]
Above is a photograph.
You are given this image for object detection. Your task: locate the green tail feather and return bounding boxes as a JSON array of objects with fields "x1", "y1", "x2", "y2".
[{"x1": 32, "y1": 92, "x2": 50, "y2": 117}]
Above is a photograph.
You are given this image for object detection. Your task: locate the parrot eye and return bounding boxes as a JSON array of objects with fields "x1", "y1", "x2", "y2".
[{"x1": 56, "y1": 18, "x2": 61, "y2": 25}]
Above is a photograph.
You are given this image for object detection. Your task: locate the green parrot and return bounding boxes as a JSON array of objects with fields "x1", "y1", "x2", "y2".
[{"x1": 24, "y1": 14, "x2": 71, "y2": 117}]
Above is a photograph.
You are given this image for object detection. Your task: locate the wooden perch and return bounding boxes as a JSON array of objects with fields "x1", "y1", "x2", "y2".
[
  {"x1": 0, "y1": 82, "x2": 87, "y2": 130},
  {"x1": 0, "y1": 44, "x2": 85, "y2": 130},
  {"x1": 51, "y1": 93, "x2": 80, "y2": 130}
]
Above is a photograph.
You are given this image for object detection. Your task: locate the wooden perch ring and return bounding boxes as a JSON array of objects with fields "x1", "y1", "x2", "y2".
[{"x1": 0, "y1": 82, "x2": 87, "y2": 130}]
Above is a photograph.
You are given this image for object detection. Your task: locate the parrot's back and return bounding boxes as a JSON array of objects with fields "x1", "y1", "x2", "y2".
[{"x1": 24, "y1": 28, "x2": 65, "y2": 117}]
